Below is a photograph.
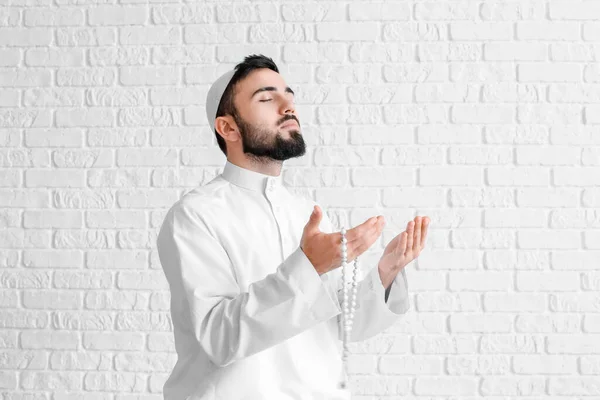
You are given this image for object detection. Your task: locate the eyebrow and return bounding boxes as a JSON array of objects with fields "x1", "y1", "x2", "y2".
[{"x1": 250, "y1": 86, "x2": 295, "y2": 99}]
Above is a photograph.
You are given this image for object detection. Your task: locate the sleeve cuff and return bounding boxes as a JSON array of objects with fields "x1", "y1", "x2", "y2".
[
  {"x1": 365, "y1": 265, "x2": 410, "y2": 315},
  {"x1": 279, "y1": 247, "x2": 342, "y2": 320}
]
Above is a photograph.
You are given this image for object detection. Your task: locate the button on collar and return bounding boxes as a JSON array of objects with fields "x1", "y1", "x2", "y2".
[{"x1": 266, "y1": 178, "x2": 276, "y2": 192}]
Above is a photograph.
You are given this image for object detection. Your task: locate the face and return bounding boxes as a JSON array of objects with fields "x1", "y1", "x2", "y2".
[{"x1": 230, "y1": 68, "x2": 305, "y2": 162}]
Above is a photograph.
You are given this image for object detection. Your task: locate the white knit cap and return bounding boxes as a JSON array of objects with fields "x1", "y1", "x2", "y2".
[{"x1": 205, "y1": 69, "x2": 236, "y2": 134}]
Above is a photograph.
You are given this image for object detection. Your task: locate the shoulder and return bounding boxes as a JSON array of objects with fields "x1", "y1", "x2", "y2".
[
  {"x1": 160, "y1": 177, "x2": 230, "y2": 233},
  {"x1": 180, "y1": 179, "x2": 229, "y2": 213}
]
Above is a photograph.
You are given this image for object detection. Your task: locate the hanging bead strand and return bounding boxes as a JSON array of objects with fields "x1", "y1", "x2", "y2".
[{"x1": 338, "y1": 227, "x2": 358, "y2": 391}]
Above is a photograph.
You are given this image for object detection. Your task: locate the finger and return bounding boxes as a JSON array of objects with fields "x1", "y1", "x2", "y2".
[
  {"x1": 368, "y1": 216, "x2": 385, "y2": 234},
  {"x1": 421, "y1": 217, "x2": 429, "y2": 245},
  {"x1": 353, "y1": 228, "x2": 379, "y2": 258},
  {"x1": 350, "y1": 238, "x2": 373, "y2": 260},
  {"x1": 350, "y1": 221, "x2": 382, "y2": 260},
  {"x1": 346, "y1": 216, "x2": 379, "y2": 243},
  {"x1": 398, "y1": 231, "x2": 408, "y2": 254},
  {"x1": 367, "y1": 219, "x2": 384, "y2": 243},
  {"x1": 329, "y1": 218, "x2": 371, "y2": 248},
  {"x1": 414, "y1": 217, "x2": 422, "y2": 250},
  {"x1": 331, "y1": 218, "x2": 379, "y2": 262},
  {"x1": 406, "y1": 220, "x2": 414, "y2": 251}
]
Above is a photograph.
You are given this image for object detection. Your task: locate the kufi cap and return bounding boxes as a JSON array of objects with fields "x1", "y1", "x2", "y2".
[{"x1": 206, "y1": 69, "x2": 236, "y2": 133}]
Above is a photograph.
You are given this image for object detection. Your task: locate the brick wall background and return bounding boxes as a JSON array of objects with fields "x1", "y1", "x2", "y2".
[{"x1": 1, "y1": 1, "x2": 600, "y2": 399}]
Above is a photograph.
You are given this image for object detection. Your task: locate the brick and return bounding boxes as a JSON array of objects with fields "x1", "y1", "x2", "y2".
[
  {"x1": 24, "y1": 8, "x2": 83, "y2": 26},
  {"x1": 316, "y1": 22, "x2": 378, "y2": 41},
  {"x1": 216, "y1": 4, "x2": 277, "y2": 23},
  {"x1": 88, "y1": 6, "x2": 148, "y2": 26},
  {"x1": 120, "y1": 26, "x2": 180, "y2": 46},
  {"x1": 0, "y1": 28, "x2": 52, "y2": 46}
]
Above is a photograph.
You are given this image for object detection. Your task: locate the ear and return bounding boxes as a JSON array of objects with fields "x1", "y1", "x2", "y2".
[{"x1": 215, "y1": 115, "x2": 239, "y2": 142}]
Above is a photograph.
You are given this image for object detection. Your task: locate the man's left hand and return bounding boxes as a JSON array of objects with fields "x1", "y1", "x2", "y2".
[{"x1": 378, "y1": 216, "x2": 430, "y2": 273}]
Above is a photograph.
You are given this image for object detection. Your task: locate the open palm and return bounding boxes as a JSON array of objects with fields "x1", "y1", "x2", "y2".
[{"x1": 378, "y1": 216, "x2": 430, "y2": 272}]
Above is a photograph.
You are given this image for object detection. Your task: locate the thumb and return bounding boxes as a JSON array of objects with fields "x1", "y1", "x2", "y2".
[{"x1": 305, "y1": 205, "x2": 322, "y2": 233}]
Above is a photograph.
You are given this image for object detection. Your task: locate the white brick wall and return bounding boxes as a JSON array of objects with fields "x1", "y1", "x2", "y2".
[{"x1": 1, "y1": 1, "x2": 599, "y2": 399}]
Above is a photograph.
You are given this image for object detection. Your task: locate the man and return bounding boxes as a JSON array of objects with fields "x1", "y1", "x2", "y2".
[{"x1": 156, "y1": 54, "x2": 430, "y2": 400}]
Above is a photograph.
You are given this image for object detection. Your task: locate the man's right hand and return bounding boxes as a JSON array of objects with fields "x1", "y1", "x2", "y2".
[{"x1": 300, "y1": 205, "x2": 385, "y2": 275}]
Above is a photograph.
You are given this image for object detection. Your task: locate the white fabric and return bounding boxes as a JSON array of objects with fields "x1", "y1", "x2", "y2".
[
  {"x1": 156, "y1": 160, "x2": 410, "y2": 400},
  {"x1": 205, "y1": 69, "x2": 235, "y2": 134}
]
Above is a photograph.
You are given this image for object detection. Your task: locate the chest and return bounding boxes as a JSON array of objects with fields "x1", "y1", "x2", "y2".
[{"x1": 216, "y1": 193, "x2": 312, "y2": 291}]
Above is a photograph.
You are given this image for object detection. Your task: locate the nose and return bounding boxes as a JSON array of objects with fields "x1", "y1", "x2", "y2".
[{"x1": 280, "y1": 96, "x2": 296, "y2": 116}]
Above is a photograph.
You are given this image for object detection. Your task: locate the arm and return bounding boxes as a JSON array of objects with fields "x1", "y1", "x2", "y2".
[
  {"x1": 157, "y1": 202, "x2": 341, "y2": 368},
  {"x1": 314, "y1": 203, "x2": 410, "y2": 342},
  {"x1": 329, "y1": 259, "x2": 410, "y2": 342}
]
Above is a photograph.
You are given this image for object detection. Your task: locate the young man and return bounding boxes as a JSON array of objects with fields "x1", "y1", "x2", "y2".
[{"x1": 156, "y1": 54, "x2": 429, "y2": 400}]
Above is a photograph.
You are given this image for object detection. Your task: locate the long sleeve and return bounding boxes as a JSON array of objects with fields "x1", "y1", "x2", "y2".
[
  {"x1": 156, "y1": 202, "x2": 342, "y2": 368},
  {"x1": 314, "y1": 202, "x2": 410, "y2": 342}
]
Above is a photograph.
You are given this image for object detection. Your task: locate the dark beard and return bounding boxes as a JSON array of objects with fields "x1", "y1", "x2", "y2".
[{"x1": 234, "y1": 113, "x2": 306, "y2": 163}]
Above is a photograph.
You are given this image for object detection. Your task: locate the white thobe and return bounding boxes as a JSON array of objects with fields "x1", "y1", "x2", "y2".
[{"x1": 156, "y1": 160, "x2": 410, "y2": 400}]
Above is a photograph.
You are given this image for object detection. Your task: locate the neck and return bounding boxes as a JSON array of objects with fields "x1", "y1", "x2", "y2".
[{"x1": 227, "y1": 156, "x2": 283, "y2": 177}]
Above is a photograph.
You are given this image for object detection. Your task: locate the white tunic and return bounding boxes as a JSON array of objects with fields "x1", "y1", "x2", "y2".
[{"x1": 156, "y1": 160, "x2": 410, "y2": 400}]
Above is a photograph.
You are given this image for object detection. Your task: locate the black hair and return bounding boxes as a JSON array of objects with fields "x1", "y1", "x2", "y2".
[{"x1": 213, "y1": 54, "x2": 279, "y2": 156}]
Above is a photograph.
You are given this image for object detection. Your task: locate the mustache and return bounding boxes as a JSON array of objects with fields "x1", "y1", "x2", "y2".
[{"x1": 279, "y1": 115, "x2": 299, "y2": 126}]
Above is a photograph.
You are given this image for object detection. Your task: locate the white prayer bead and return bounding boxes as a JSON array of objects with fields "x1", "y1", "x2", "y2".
[{"x1": 338, "y1": 226, "x2": 358, "y2": 392}]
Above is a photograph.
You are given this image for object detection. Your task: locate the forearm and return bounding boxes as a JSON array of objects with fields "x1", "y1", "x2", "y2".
[
  {"x1": 380, "y1": 267, "x2": 397, "y2": 303},
  {"x1": 208, "y1": 247, "x2": 343, "y2": 367},
  {"x1": 333, "y1": 265, "x2": 409, "y2": 342},
  {"x1": 378, "y1": 265, "x2": 400, "y2": 291}
]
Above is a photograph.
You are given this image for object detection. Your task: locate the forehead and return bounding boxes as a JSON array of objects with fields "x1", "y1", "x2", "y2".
[{"x1": 236, "y1": 68, "x2": 287, "y2": 98}]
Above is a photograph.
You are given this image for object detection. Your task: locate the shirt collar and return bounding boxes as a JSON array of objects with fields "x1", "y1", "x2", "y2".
[{"x1": 221, "y1": 160, "x2": 283, "y2": 193}]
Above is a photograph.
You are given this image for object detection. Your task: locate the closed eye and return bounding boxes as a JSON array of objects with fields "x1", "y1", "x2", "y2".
[{"x1": 259, "y1": 99, "x2": 272, "y2": 102}]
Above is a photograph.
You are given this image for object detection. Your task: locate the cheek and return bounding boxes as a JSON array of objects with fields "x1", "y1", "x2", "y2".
[
  {"x1": 250, "y1": 107, "x2": 278, "y2": 127},
  {"x1": 237, "y1": 106, "x2": 261, "y2": 127},
  {"x1": 249, "y1": 104, "x2": 269, "y2": 117}
]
